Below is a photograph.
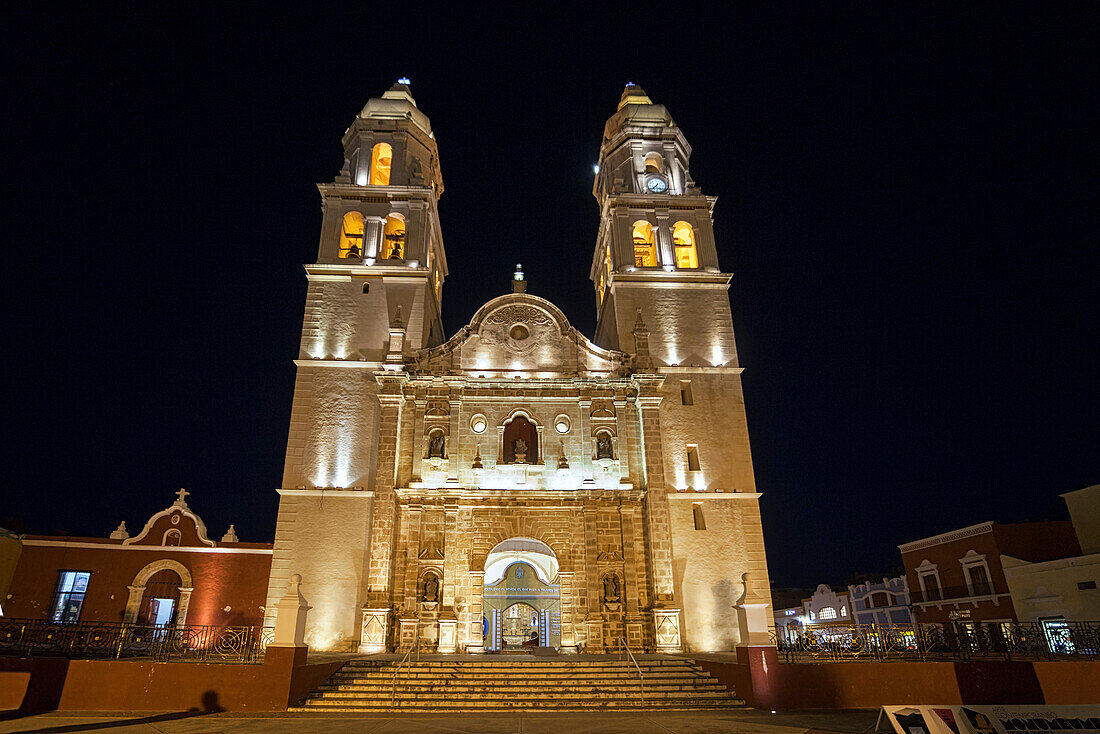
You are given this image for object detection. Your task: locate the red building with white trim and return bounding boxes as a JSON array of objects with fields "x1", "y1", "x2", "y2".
[
  {"x1": 899, "y1": 520, "x2": 1080, "y2": 626},
  {"x1": 3, "y1": 490, "x2": 272, "y2": 629}
]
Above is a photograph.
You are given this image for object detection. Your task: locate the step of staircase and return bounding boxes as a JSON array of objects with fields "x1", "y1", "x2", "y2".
[{"x1": 291, "y1": 657, "x2": 745, "y2": 712}]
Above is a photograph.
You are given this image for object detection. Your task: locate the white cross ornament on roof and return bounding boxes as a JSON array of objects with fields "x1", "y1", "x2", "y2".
[{"x1": 175, "y1": 487, "x2": 190, "y2": 505}]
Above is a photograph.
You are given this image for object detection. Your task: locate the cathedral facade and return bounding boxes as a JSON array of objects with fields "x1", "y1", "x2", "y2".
[{"x1": 263, "y1": 82, "x2": 772, "y2": 654}]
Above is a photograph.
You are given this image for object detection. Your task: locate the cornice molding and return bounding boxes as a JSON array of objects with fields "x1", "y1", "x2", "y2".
[
  {"x1": 21, "y1": 539, "x2": 272, "y2": 555},
  {"x1": 899, "y1": 521, "x2": 995, "y2": 554},
  {"x1": 277, "y1": 488, "x2": 374, "y2": 498},
  {"x1": 667, "y1": 492, "x2": 761, "y2": 500}
]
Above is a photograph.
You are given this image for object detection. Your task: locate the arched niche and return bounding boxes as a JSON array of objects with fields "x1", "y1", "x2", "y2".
[{"x1": 499, "y1": 410, "x2": 541, "y2": 465}]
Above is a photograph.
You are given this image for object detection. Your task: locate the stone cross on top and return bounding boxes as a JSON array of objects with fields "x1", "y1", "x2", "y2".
[{"x1": 174, "y1": 487, "x2": 190, "y2": 505}]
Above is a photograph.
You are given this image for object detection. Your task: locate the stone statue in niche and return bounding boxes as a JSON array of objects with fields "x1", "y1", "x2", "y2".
[
  {"x1": 603, "y1": 574, "x2": 620, "y2": 603},
  {"x1": 513, "y1": 438, "x2": 528, "y2": 463},
  {"x1": 596, "y1": 433, "x2": 614, "y2": 460},
  {"x1": 422, "y1": 575, "x2": 439, "y2": 603},
  {"x1": 428, "y1": 432, "x2": 446, "y2": 459}
]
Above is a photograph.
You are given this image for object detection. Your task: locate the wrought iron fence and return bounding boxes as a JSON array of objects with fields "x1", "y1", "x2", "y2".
[
  {"x1": 0, "y1": 618, "x2": 263, "y2": 663},
  {"x1": 774, "y1": 621, "x2": 1100, "y2": 663}
]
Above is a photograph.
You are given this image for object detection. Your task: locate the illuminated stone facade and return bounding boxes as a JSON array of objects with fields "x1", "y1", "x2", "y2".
[{"x1": 264, "y1": 82, "x2": 773, "y2": 653}]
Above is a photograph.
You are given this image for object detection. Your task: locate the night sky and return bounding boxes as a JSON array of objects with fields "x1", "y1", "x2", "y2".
[{"x1": 4, "y1": 6, "x2": 1097, "y2": 588}]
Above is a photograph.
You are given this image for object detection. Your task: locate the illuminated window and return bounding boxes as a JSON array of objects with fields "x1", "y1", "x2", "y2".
[
  {"x1": 673, "y1": 221, "x2": 699, "y2": 268},
  {"x1": 840, "y1": 605, "x2": 847, "y2": 617},
  {"x1": 686, "y1": 445, "x2": 700, "y2": 472},
  {"x1": 632, "y1": 220, "x2": 657, "y2": 267},
  {"x1": 605, "y1": 245, "x2": 613, "y2": 274},
  {"x1": 50, "y1": 571, "x2": 91, "y2": 624},
  {"x1": 819, "y1": 607, "x2": 837, "y2": 620},
  {"x1": 597, "y1": 273, "x2": 604, "y2": 304},
  {"x1": 338, "y1": 212, "x2": 364, "y2": 259},
  {"x1": 644, "y1": 152, "x2": 664, "y2": 174},
  {"x1": 680, "y1": 381, "x2": 693, "y2": 405},
  {"x1": 381, "y1": 215, "x2": 405, "y2": 259},
  {"x1": 692, "y1": 503, "x2": 706, "y2": 530},
  {"x1": 434, "y1": 271, "x2": 441, "y2": 298},
  {"x1": 369, "y1": 142, "x2": 392, "y2": 185}
]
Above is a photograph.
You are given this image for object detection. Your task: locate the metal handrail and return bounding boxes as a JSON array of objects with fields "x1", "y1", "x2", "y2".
[
  {"x1": 618, "y1": 635, "x2": 644, "y2": 703},
  {"x1": 391, "y1": 626, "x2": 420, "y2": 706}
]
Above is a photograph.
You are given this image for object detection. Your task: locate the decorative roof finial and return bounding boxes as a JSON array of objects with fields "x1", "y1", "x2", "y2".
[
  {"x1": 397, "y1": 77, "x2": 411, "y2": 85},
  {"x1": 512, "y1": 263, "x2": 526, "y2": 293},
  {"x1": 110, "y1": 521, "x2": 129, "y2": 540},
  {"x1": 221, "y1": 524, "x2": 239, "y2": 543},
  {"x1": 175, "y1": 487, "x2": 190, "y2": 506}
]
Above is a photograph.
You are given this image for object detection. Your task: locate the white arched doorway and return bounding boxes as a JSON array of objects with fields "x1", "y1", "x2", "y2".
[
  {"x1": 482, "y1": 538, "x2": 561, "y2": 651},
  {"x1": 123, "y1": 559, "x2": 194, "y2": 628}
]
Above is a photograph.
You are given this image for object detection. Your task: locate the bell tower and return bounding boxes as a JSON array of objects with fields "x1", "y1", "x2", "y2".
[
  {"x1": 591, "y1": 83, "x2": 735, "y2": 371},
  {"x1": 307, "y1": 79, "x2": 448, "y2": 364},
  {"x1": 591, "y1": 84, "x2": 770, "y2": 652}
]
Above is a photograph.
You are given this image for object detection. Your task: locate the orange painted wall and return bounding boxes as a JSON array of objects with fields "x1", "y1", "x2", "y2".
[
  {"x1": 6, "y1": 540, "x2": 271, "y2": 627},
  {"x1": 695, "y1": 657, "x2": 1100, "y2": 708},
  {"x1": 1034, "y1": 661, "x2": 1100, "y2": 704},
  {"x1": 0, "y1": 651, "x2": 345, "y2": 712},
  {"x1": 780, "y1": 662, "x2": 962, "y2": 708}
]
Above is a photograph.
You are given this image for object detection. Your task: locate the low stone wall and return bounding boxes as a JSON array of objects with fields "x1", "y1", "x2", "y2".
[
  {"x1": 693, "y1": 649, "x2": 1100, "y2": 709},
  {"x1": 0, "y1": 647, "x2": 345, "y2": 713}
]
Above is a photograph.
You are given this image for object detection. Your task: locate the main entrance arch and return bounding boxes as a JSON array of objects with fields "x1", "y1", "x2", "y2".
[{"x1": 482, "y1": 538, "x2": 561, "y2": 651}]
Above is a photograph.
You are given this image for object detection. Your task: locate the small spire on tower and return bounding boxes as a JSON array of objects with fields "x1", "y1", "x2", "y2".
[
  {"x1": 512, "y1": 263, "x2": 527, "y2": 293},
  {"x1": 618, "y1": 82, "x2": 653, "y2": 110}
]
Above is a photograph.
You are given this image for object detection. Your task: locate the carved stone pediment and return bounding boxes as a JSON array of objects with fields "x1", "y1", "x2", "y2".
[
  {"x1": 590, "y1": 403, "x2": 616, "y2": 418},
  {"x1": 418, "y1": 544, "x2": 445, "y2": 560},
  {"x1": 425, "y1": 402, "x2": 450, "y2": 418}
]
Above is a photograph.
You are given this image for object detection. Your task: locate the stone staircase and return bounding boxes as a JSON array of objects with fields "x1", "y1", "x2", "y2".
[{"x1": 292, "y1": 657, "x2": 745, "y2": 712}]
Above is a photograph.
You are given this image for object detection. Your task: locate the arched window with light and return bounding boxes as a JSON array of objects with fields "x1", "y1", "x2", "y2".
[
  {"x1": 644, "y1": 152, "x2": 664, "y2": 174},
  {"x1": 672, "y1": 221, "x2": 699, "y2": 268},
  {"x1": 338, "y1": 212, "x2": 364, "y2": 259},
  {"x1": 369, "y1": 142, "x2": 392, "y2": 185},
  {"x1": 381, "y1": 214, "x2": 405, "y2": 259},
  {"x1": 632, "y1": 220, "x2": 657, "y2": 267}
]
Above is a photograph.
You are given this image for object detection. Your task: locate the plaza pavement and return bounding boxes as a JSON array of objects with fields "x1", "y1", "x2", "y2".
[{"x1": 0, "y1": 708, "x2": 881, "y2": 733}]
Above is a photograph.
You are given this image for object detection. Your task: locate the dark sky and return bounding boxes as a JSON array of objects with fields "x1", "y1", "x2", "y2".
[{"x1": 3, "y1": 5, "x2": 1097, "y2": 588}]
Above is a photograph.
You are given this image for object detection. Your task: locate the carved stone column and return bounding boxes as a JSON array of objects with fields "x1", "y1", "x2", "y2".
[
  {"x1": 175, "y1": 587, "x2": 194, "y2": 629},
  {"x1": 582, "y1": 505, "x2": 603, "y2": 652},
  {"x1": 466, "y1": 570, "x2": 485, "y2": 653},
  {"x1": 619, "y1": 504, "x2": 645, "y2": 648},
  {"x1": 363, "y1": 377, "x2": 406, "y2": 625},
  {"x1": 401, "y1": 505, "x2": 423, "y2": 611},
  {"x1": 123, "y1": 585, "x2": 144, "y2": 624},
  {"x1": 557, "y1": 571, "x2": 578, "y2": 653},
  {"x1": 363, "y1": 216, "x2": 384, "y2": 260}
]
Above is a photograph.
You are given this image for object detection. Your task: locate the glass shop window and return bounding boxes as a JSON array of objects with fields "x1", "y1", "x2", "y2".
[{"x1": 50, "y1": 571, "x2": 91, "y2": 624}]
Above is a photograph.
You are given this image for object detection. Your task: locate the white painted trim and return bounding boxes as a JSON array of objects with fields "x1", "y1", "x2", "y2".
[
  {"x1": 277, "y1": 488, "x2": 374, "y2": 498},
  {"x1": 899, "y1": 521, "x2": 995, "y2": 553},
  {"x1": 667, "y1": 492, "x2": 762, "y2": 500},
  {"x1": 21, "y1": 539, "x2": 273, "y2": 555}
]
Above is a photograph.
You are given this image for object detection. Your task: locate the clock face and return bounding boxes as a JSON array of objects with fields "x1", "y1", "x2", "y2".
[{"x1": 646, "y1": 177, "x2": 668, "y2": 193}]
